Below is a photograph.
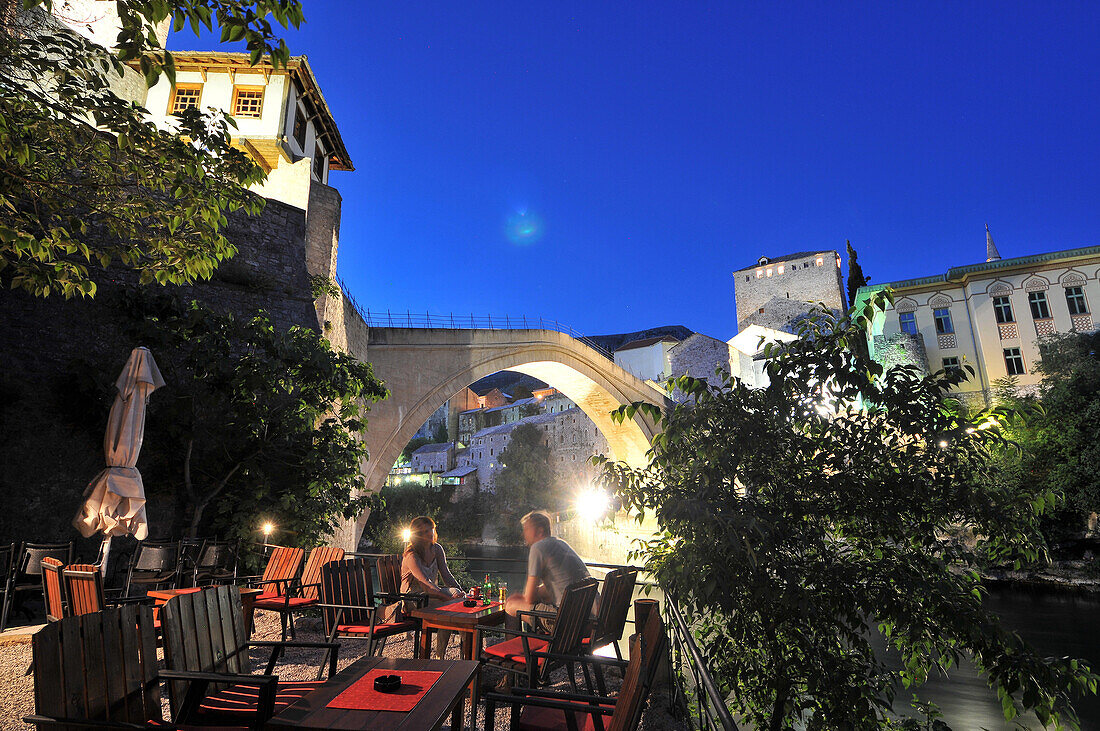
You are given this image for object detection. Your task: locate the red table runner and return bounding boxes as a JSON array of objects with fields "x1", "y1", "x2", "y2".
[
  {"x1": 437, "y1": 599, "x2": 501, "y2": 614},
  {"x1": 326, "y1": 669, "x2": 443, "y2": 712}
]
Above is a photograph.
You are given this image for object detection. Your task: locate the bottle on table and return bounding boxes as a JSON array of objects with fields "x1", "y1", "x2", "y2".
[{"x1": 482, "y1": 574, "x2": 492, "y2": 605}]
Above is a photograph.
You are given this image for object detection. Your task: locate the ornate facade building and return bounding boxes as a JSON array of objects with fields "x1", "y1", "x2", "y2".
[{"x1": 856, "y1": 230, "x2": 1100, "y2": 406}]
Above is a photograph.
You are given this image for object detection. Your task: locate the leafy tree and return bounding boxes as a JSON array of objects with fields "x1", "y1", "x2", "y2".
[
  {"x1": 598, "y1": 294, "x2": 1096, "y2": 730},
  {"x1": 0, "y1": 0, "x2": 304, "y2": 298},
  {"x1": 120, "y1": 291, "x2": 387, "y2": 545},
  {"x1": 432, "y1": 419, "x2": 449, "y2": 443},
  {"x1": 496, "y1": 423, "x2": 555, "y2": 516},
  {"x1": 996, "y1": 333, "x2": 1100, "y2": 547},
  {"x1": 846, "y1": 239, "x2": 868, "y2": 307}
]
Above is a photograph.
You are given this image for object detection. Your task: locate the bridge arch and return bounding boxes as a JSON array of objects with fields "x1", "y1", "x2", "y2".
[{"x1": 347, "y1": 327, "x2": 669, "y2": 544}]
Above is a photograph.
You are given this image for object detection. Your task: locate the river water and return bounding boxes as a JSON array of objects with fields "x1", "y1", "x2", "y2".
[{"x1": 457, "y1": 544, "x2": 1100, "y2": 729}]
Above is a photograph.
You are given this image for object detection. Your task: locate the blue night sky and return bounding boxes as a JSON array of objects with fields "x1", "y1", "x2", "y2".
[{"x1": 171, "y1": 2, "x2": 1100, "y2": 340}]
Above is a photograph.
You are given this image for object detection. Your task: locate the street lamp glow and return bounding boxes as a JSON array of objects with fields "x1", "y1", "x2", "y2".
[
  {"x1": 576, "y1": 487, "x2": 610, "y2": 522},
  {"x1": 261, "y1": 522, "x2": 275, "y2": 537},
  {"x1": 401, "y1": 528, "x2": 412, "y2": 542}
]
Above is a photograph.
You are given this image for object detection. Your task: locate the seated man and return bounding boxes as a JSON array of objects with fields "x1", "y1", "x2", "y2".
[{"x1": 504, "y1": 510, "x2": 591, "y2": 632}]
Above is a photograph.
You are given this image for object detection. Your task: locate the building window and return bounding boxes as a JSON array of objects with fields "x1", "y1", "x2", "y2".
[
  {"x1": 756, "y1": 270, "x2": 762, "y2": 278},
  {"x1": 231, "y1": 86, "x2": 264, "y2": 118},
  {"x1": 313, "y1": 142, "x2": 326, "y2": 179},
  {"x1": 1028, "y1": 291, "x2": 1051, "y2": 320},
  {"x1": 992, "y1": 296, "x2": 1014, "y2": 324},
  {"x1": 933, "y1": 308, "x2": 954, "y2": 334},
  {"x1": 777, "y1": 265, "x2": 784, "y2": 274},
  {"x1": 816, "y1": 257, "x2": 823, "y2": 266},
  {"x1": 293, "y1": 104, "x2": 307, "y2": 149},
  {"x1": 766, "y1": 268, "x2": 773, "y2": 277},
  {"x1": 1066, "y1": 286, "x2": 1089, "y2": 315},
  {"x1": 168, "y1": 84, "x2": 202, "y2": 114},
  {"x1": 1003, "y1": 347, "x2": 1025, "y2": 376},
  {"x1": 942, "y1": 356, "x2": 960, "y2": 373},
  {"x1": 899, "y1": 311, "x2": 917, "y2": 335},
  {"x1": 745, "y1": 275, "x2": 750, "y2": 282}
]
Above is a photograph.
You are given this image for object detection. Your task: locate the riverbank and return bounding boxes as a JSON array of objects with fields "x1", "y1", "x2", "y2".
[{"x1": 981, "y1": 561, "x2": 1100, "y2": 594}]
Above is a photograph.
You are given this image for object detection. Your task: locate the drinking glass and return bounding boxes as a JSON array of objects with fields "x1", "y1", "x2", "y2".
[{"x1": 497, "y1": 581, "x2": 507, "y2": 603}]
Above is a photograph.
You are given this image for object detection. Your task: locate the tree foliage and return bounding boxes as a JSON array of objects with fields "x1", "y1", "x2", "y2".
[
  {"x1": 0, "y1": 0, "x2": 304, "y2": 297},
  {"x1": 996, "y1": 332, "x2": 1100, "y2": 546},
  {"x1": 597, "y1": 293, "x2": 1096, "y2": 730},
  {"x1": 496, "y1": 423, "x2": 555, "y2": 515},
  {"x1": 120, "y1": 291, "x2": 386, "y2": 545},
  {"x1": 846, "y1": 239, "x2": 868, "y2": 307}
]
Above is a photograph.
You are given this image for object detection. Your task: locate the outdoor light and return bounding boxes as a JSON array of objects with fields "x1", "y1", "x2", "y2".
[
  {"x1": 401, "y1": 528, "x2": 412, "y2": 542},
  {"x1": 261, "y1": 522, "x2": 275, "y2": 537},
  {"x1": 576, "y1": 487, "x2": 610, "y2": 522},
  {"x1": 938, "y1": 439, "x2": 949, "y2": 449}
]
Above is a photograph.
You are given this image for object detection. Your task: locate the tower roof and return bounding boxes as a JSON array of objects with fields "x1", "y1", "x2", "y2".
[{"x1": 985, "y1": 223, "x2": 1002, "y2": 262}]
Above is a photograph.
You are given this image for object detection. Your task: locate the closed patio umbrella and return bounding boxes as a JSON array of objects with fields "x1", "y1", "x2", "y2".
[{"x1": 73, "y1": 347, "x2": 165, "y2": 567}]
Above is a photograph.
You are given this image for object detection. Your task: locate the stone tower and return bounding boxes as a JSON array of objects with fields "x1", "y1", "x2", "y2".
[{"x1": 733, "y1": 250, "x2": 846, "y2": 333}]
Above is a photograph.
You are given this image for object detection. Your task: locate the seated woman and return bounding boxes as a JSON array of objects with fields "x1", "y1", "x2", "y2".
[{"x1": 401, "y1": 515, "x2": 464, "y2": 659}]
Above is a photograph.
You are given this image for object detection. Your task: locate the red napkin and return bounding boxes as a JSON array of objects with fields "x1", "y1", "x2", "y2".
[
  {"x1": 437, "y1": 599, "x2": 501, "y2": 614},
  {"x1": 326, "y1": 669, "x2": 443, "y2": 712}
]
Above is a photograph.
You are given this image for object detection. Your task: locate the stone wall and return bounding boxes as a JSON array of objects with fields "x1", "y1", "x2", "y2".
[
  {"x1": 0, "y1": 197, "x2": 324, "y2": 546},
  {"x1": 668, "y1": 333, "x2": 734, "y2": 399},
  {"x1": 871, "y1": 332, "x2": 930, "y2": 376}
]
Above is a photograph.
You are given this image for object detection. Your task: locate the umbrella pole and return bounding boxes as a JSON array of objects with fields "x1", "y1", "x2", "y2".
[{"x1": 99, "y1": 535, "x2": 112, "y2": 576}]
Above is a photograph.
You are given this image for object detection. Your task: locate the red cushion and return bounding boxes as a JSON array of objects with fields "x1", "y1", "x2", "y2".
[
  {"x1": 197, "y1": 681, "x2": 321, "y2": 717},
  {"x1": 253, "y1": 596, "x2": 317, "y2": 610},
  {"x1": 254, "y1": 592, "x2": 284, "y2": 601},
  {"x1": 517, "y1": 700, "x2": 614, "y2": 731},
  {"x1": 335, "y1": 620, "x2": 417, "y2": 637},
  {"x1": 483, "y1": 636, "x2": 550, "y2": 665}
]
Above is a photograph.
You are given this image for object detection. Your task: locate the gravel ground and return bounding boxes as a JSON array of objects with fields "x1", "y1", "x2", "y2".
[{"x1": 2, "y1": 610, "x2": 685, "y2": 730}]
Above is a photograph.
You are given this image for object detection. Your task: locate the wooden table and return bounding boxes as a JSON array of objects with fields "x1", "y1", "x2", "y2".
[
  {"x1": 147, "y1": 586, "x2": 264, "y2": 633},
  {"x1": 266, "y1": 655, "x2": 479, "y2": 730},
  {"x1": 410, "y1": 601, "x2": 506, "y2": 723}
]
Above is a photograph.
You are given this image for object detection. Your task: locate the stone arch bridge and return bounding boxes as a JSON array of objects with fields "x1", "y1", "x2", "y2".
[{"x1": 339, "y1": 324, "x2": 671, "y2": 547}]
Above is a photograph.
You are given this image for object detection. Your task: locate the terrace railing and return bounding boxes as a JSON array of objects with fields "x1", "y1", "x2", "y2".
[
  {"x1": 333, "y1": 274, "x2": 615, "y2": 361},
  {"x1": 666, "y1": 594, "x2": 739, "y2": 730}
]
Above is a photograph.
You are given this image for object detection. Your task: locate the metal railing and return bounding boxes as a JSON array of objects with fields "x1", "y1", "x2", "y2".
[
  {"x1": 667, "y1": 597, "x2": 739, "y2": 730},
  {"x1": 333, "y1": 274, "x2": 615, "y2": 361}
]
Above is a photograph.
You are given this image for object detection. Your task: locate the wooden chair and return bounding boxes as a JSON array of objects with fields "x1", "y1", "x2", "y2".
[
  {"x1": 160, "y1": 585, "x2": 339, "y2": 724},
  {"x1": 0, "y1": 543, "x2": 13, "y2": 628},
  {"x1": 317, "y1": 557, "x2": 423, "y2": 677},
  {"x1": 243, "y1": 544, "x2": 304, "y2": 601},
  {"x1": 482, "y1": 607, "x2": 666, "y2": 731},
  {"x1": 579, "y1": 568, "x2": 638, "y2": 692},
  {"x1": 1, "y1": 541, "x2": 73, "y2": 631},
  {"x1": 478, "y1": 577, "x2": 599, "y2": 691},
  {"x1": 62, "y1": 563, "x2": 152, "y2": 616},
  {"x1": 253, "y1": 545, "x2": 344, "y2": 640},
  {"x1": 23, "y1": 604, "x2": 270, "y2": 729},
  {"x1": 40, "y1": 557, "x2": 66, "y2": 623},
  {"x1": 124, "y1": 540, "x2": 181, "y2": 595}
]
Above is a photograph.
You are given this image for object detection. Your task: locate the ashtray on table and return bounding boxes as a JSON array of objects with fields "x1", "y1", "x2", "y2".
[
  {"x1": 373, "y1": 674, "x2": 402, "y2": 693},
  {"x1": 462, "y1": 599, "x2": 479, "y2": 607}
]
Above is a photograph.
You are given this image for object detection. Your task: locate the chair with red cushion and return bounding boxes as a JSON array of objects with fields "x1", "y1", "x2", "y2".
[
  {"x1": 242, "y1": 544, "x2": 305, "y2": 602},
  {"x1": 316, "y1": 557, "x2": 424, "y2": 677},
  {"x1": 482, "y1": 607, "x2": 666, "y2": 731},
  {"x1": 478, "y1": 577, "x2": 599, "y2": 691},
  {"x1": 253, "y1": 545, "x2": 344, "y2": 640},
  {"x1": 160, "y1": 585, "x2": 339, "y2": 725},
  {"x1": 23, "y1": 603, "x2": 263, "y2": 729}
]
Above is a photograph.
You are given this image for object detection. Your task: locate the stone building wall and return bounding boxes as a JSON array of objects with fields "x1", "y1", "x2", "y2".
[
  {"x1": 734, "y1": 251, "x2": 845, "y2": 331},
  {"x1": 668, "y1": 333, "x2": 734, "y2": 399}
]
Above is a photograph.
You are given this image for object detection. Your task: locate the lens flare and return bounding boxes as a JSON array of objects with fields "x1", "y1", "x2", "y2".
[{"x1": 506, "y1": 210, "x2": 543, "y2": 245}]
